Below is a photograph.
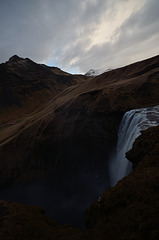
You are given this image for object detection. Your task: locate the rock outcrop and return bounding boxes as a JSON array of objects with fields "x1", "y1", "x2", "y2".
[{"x1": 0, "y1": 200, "x2": 83, "y2": 240}]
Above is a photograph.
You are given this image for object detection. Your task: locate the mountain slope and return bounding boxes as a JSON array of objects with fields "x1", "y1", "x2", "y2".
[
  {"x1": 0, "y1": 54, "x2": 159, "y2": 187},
  {"x1": 0, "y1": 55, "x2": 159, "y2": 234},
  {"x1": 0, "y1": 55, "x2": 86, "y2": 123}
]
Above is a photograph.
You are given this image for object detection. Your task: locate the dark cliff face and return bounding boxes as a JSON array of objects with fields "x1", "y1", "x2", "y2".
[
  {"x1": 0, "y1": 55, "x2": 159, "y2": 237},
  {"x1": 84, "y1": 125, "x2": 159, "y2": 240}
]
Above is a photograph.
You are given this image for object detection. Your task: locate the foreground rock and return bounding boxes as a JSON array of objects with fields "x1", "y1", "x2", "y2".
[{"x1": 0, "y1": 200, "x2": 83, "y2": 240}]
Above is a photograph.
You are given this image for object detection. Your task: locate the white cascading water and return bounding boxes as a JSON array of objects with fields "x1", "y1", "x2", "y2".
[{"x1": 110, "y1": 105, "x2": 159, "y2": 186}]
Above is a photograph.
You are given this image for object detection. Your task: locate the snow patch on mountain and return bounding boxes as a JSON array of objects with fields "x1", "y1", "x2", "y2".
[{"x1": 85, "y1": 67, "x2": 112, "y2": 76}]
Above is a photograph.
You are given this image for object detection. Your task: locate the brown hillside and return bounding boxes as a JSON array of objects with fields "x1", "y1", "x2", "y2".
[
  {"x1": 0, "y1": 55, "x2": 86, "y2": 123},
  {"x1": 0, "y1": 55, "x2": 159, "y2": 185},
  {"x1": 0, "y1": 55, "x2": 159, "y2": 236}
]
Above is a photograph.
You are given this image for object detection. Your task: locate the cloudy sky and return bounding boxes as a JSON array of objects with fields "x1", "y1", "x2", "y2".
[{"x1": 0, "y1": 0, "x2": 159, "y2": 74}]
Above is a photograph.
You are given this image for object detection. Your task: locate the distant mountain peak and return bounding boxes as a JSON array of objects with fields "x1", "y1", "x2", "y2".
[
  {"x1": 85, "y1": 69, "x2": 96, "y2": 76},
  {"x1": 85, "y1": 67, "x2": 112, "y2": 76},
  {"x1": 8, "y1": 55, "x2": 33, "y2": 64},
  {"x1": 7, "y1": 55, "x2": 37, "y2": 68},
  {"x1": 9, "y1": 55, "x2": 22, "y2": 62}
]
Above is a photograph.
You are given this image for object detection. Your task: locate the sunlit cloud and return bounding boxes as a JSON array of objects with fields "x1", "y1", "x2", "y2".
[{"x1": 0, "y1": 0, "x2": 158, "y2": 74}]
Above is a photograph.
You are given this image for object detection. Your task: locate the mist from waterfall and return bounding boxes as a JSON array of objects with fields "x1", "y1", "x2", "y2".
[{"x1": 110, "y1": 105, "x2": 159, "y2": 186}]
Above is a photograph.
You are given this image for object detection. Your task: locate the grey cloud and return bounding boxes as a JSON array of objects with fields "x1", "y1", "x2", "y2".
[
  {"x1": 138, "y1": 0, "x2": 159, "y2": 27},
  {"x1": 0, "y1": 0, "x2": 106, "y2": 64},
  {"x1": 0, "y1": 0, "x2": 159, "y2": 73},
  {"x1": 66, "y1": 0, "x2": 159, "y2": 72},
  {"x1": 113, "y1": 0, "x2": 159, "y2": 53}
]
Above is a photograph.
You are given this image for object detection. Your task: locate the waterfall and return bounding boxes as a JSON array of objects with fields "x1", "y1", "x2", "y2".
[{"x1": 110, "y1": 105, "x2": 159, "y2": 186}]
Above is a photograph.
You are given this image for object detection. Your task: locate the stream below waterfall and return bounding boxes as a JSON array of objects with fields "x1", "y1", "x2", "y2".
[{"x1": 110, "y1": 105, "x2": 159, "y2": 186}]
